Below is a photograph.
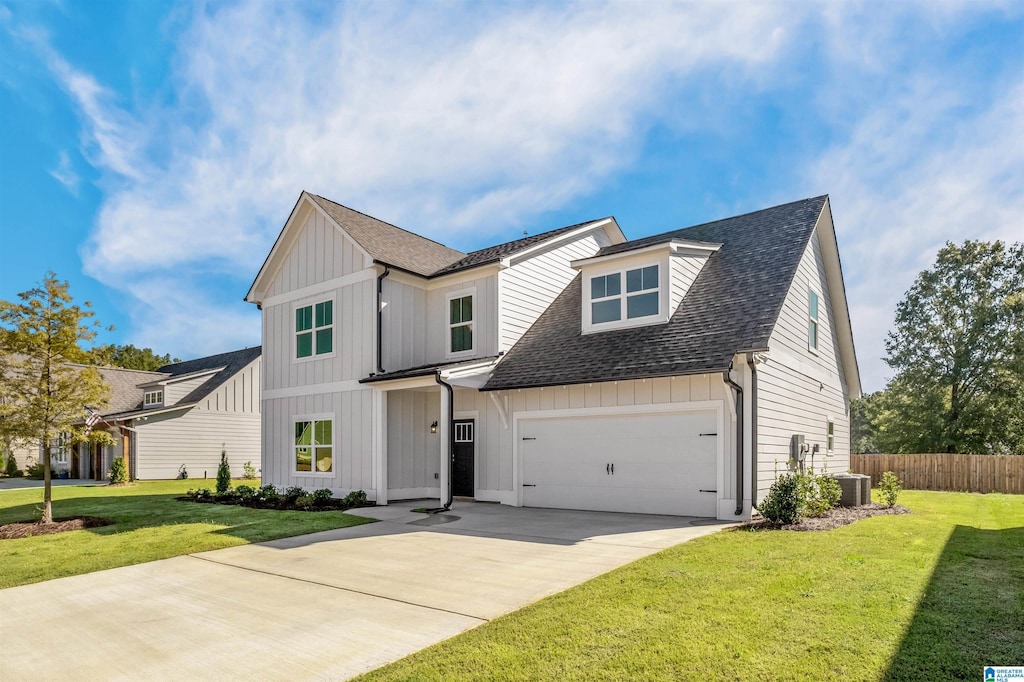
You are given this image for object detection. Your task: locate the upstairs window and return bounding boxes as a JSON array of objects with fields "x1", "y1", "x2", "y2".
[
  {"x1": 296, "y1": 300, "x2": 333, "y2": 358},
  {"x1": 827, "y1": 418, "x2": 835, "y2": 453},
  {"x1": 448, "y1": 293, "x2": 474, "y2": 354},
  {"x1": 589, "y1": 264, "x2": 661, "y2": 326},
  {"x1": 144, "y1": 390, "x2": 163, "y2": 407},
  {"x1": 808, "y1": 289, "x2": 820, "y2": 352},
  {"x1": 295, "y1": 419, "x2": 333, "y2": 473}
]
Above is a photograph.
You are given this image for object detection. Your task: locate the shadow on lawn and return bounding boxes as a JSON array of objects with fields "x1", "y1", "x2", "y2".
[{"x1": 883, "y1": 524, "x2": 1024, "y2": 681}]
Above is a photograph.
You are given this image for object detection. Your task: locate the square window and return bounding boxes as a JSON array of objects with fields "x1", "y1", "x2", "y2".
[
  {"x1": 297, "y1": 332, "x2": 313, "y2": 358},
  {"x1": 295, "y1": 419, "x2": 332, "y2": 473},
  {"x1": 316, "y1": 328, "x2": 332, "y2": 354},
  {"x1": 315, "y1": 300, "x2": 332, "y2": 328},
  {"x1": 627, "y1": 291, "x2": 659, "y2": 318},
  {"x1": 592, "y1": 299, "x2": 621, "y2": 323},
  {"x1": 296, "y1": 306, "x2": 312, "y2": 332},
  {"x1": 296, "y1": 300, "x2": 333, "y2": 359}
]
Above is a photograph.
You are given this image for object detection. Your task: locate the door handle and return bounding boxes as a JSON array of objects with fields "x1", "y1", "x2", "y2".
[
  {"x1": 522, "y1": 437, "x2": 536, "y2": 441},
  {"x1": 611, "y1": 463, "x2": 614, "y2": 475},
  {"x1": 606, "y1": 463, "x2": 610, "y2": 475},
  {"x1": 523, "y1": 484, "x2": 537, "y2": 487}
]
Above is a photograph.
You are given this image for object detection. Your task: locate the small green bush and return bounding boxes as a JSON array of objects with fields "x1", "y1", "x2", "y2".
[
  {"x1": 242, "y1": 461, "x2": 257, "y2": 479},
  {"x1": 257, "y1": 484, "x2": 280, "y2": 505},
  {"x1": 283, "y1": 486, "x2": 306, "y2": 504},
  {"x1": 879, "y1": 471, "x2": 903, "y2": 507},
  {"x1": 294, "y1": 494, "x2": 315, "y2": 509},
  {"x1": 235, "y1": 484, "x2": 257, "y2": 502},
  {"x1": 187, "y1": 488, "x2": 213, "y2": 502},
  {"x1": 757, "y1": 473, "x2": 803, "y2": 525},
  {"x1": 311, "y1": 488, "x2": 333, "y2": 507},
  {"x1": 801, "y1": 472, "x2": 842, "y2": 517},
  {"x1": 109, "y1": 457, "x2": 129, "y2": 484},
  {"x1": 215, "y1": 449, "x2": 231, "y2": 494},
  {"x1": 343, "y1": 490, "x2": 368, "y2": 507},
  {"x1": 5, "y1": 455, "x2": 21, "y2": 477},
  {"x1": 25, "y1": 460, "x2": 45, "y2": 480}
]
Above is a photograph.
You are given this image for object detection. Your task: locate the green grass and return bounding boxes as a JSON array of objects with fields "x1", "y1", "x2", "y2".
[
  {"x1": 0, "y1": 479, "x2": 373, "y2": 588},
  {"x1": 358, "y1": 491, "x2": 1024, "y2": 682}
]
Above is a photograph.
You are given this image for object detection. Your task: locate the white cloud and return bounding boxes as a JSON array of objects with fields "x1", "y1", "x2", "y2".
[{"x1": 49, "y1": 149, "x2": 79, "y2": 194}]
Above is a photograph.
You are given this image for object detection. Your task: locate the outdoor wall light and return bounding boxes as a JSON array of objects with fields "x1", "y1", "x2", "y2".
[{"x1": 430, "y1": 421, "x2": 438, "y2": 434}]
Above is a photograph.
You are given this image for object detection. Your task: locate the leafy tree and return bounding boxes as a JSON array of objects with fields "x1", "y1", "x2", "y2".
[
  {"x1": 850, "y1": 392, "x2": 879, "y2": 453},
  {"x1": 96, "y1": 344, "x2": 180, "y2": 371},
  {"x1": 879, "y1": 240, "x2": 1024, "y2": 454},
  {"x1": 0, "y1": 273, "x2": 110, "y2": 522}
]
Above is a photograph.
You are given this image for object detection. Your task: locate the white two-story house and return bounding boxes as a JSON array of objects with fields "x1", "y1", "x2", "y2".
[{"x1": 245, "y1": 192, "x2": 860, "y2": 520}]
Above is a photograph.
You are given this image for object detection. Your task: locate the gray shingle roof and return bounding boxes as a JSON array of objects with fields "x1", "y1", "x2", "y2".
[
  {"x1": 92, "y1": 367, "x2": 168, "y2": 415},
  {"x1": 483, "y1": 196, "x2": 828, "y2": 391},
  {"x1": 309, "y1": 194, "x2": 466, "y2": 276}
]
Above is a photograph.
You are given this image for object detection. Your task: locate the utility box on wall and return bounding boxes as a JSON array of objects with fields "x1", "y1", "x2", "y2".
[{"x1": 790, "y1": 434, "x2": 807, "y2": 468}]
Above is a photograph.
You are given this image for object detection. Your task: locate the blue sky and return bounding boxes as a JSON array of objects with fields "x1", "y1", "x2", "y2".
[{"x1": 1, "y1": 1, "x2": 1021, "y2": 392}]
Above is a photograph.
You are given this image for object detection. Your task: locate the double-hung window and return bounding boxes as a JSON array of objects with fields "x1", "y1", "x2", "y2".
[
  {"x1": 144, "y1": 390, "x2": 163, "y2": 406},
  {"x1": 296, "y1": 300, "x2": 333, "y2": 359},
  {"x1": 295, "y1": 419, "x2": 333, "y2": 473},
  {"x1": 448, "y1": 294, "x2": 473, "y2": 354},
  {"x1": 808, "y1": 289, "x2": 820, "y2": 352},
  {"x1": 590, "y1": 264, "x2": 661, "y2": 326},
  {"x1": 53, "y1": 432, "x2": 69, "y2": 464},
  {"x1": 827, "y1": 418, "x2": 835, "y2": 454}
]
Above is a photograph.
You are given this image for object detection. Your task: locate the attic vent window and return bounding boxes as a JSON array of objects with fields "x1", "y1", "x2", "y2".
[
  {"x1": 296, "y1": 299, "x2": 333, "y2": 359},
  {"x1": 808, "y1": 289, "x2": 820, "y2": 353},
  {"x1": 144, "y1": 390, "x2": 163, "y2": 406}
]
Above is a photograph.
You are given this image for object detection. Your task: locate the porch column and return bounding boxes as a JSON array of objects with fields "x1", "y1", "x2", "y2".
[
  {"x1": 372, "y1": 389, "x2": 387, "y2": 505},
  {"x1": 438, "y1": 384, "x2": 450, "y2": 507}
]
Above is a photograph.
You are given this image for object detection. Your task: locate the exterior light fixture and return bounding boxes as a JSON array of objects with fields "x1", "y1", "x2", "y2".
[{"x1": 430, "y1": 420, "x2": 438, "y2": 434}]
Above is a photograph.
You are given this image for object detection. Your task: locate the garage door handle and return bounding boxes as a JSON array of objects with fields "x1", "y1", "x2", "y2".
[
  {"x1": 699, "y1": 489, "x2": 717, "y2": 493},
  {"x1": 699, "y1": 433, "x2": 717, "y2": 437},
  {"x1": 522, "y1": 437, "x2": 536, "y2": 441},
  {"x1": 523, "y1": 484, "x2": 537, "y2": 487}
]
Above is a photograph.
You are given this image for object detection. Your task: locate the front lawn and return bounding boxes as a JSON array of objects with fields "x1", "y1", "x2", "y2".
[
  {"x1": 359, "y1": 491, "x2": 1023, "y2": 681},
  {"x1": 0, "y1": 479, "x2": 373, "y2": 588}
]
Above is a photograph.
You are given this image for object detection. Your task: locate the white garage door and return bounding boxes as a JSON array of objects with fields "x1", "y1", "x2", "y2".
[{"x1": 519, "y1": 410, "x2": 718, "y2": 517}]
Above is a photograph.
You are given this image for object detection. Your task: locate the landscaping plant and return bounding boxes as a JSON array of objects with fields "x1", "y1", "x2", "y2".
[
  {"x1": 242, "y1": 460, "x2": 258, "y2": 479},
  {"x1": 215, "y1": 449, "x2": 232, "y2": 494},
  {"x1": 879, "y1": 471, "x2": 903, "y2": 507},
  {"x1": 756, "y1": 473, "x2": 804, "y2": 524},
  {"x1": 108, "y1": 457, "x2": 129, "y2": 484}
]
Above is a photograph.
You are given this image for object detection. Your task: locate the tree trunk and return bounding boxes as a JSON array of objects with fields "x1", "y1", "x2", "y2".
[{"x1": 42, "y1": 441, "x2": 53, "y2": 524}]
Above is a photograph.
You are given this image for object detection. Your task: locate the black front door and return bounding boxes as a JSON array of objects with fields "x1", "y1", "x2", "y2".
[{"x1": 452, "y1": 419, "x2": 475, "y2": 497}]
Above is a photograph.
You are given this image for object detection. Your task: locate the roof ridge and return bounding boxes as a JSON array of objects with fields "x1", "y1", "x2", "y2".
[
  {"x1": 310, "y1": 193, "x2": 466, "y2": 256},
  {"x1": 461, "y1": 216, "x2": 614, "y2": 257}
]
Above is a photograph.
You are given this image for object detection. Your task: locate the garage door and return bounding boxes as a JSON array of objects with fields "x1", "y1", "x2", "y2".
[{"x1": 519, "y1": 410, "x2": 718, "y2": 517}]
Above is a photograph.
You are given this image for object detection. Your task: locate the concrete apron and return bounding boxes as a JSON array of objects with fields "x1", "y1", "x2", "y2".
[{"x1": 0, "y1": 501, "x2": 734, "y2": 682}]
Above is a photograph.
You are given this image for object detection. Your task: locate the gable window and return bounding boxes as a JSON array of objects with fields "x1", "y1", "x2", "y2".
[
  {"x1": 448, "y1": 293, "x2": 474, "y2": 354},
  {"x1": 589, "y1": 264, "x2": 661, "y2": 326},
  {"x1": 144, "y1": 390, "x2": 163, "y2": 406},
  {"x1": 808, "y1": 289, "x2": 820, "y2": 352},
  {"x1": 295, "y1": 418, "x2": 333, "y2": 473},
  {"x1": 296, "y1": 299, "x2": 333, "y2": 359},
  {"x1": 827, "y1": 418, "x2": 835, "y2": 454}
]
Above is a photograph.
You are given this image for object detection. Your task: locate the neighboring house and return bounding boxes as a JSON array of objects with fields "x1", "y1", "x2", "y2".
[
  {"x1": 57, "y1": 348, "x2": 263, "y2": 481},
  {"x1": 246, "y1": 192, "x2": 860, "y2": 520}
]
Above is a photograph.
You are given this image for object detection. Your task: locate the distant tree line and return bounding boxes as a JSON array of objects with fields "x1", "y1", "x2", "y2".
[{"x1": 852, "y1": 240, "x2": 1024, "y2": 455}]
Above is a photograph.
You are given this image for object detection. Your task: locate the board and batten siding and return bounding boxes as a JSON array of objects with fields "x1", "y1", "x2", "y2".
[
  {"x1": 134, "y1": 357, "x2": 261, "y2": 480},
  {"x1": 498, "y1": 231, "x2": 611, "y2": 353},
  {"x1": 386, "y1": 391, "x2": 442, "y2": 497},
  {"x1": 261, "y1": 389, "x2": 375, "y2": 496},
  {"x1": 457, "y1": 374, "x2": 734, "y2": 505},
  {"x1": 757, "y1": 225, "x2": 851, "y2": 502}
]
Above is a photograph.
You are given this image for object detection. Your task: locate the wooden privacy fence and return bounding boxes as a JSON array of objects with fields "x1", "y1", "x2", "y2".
[{"x1": 851, "y1": 454, "x2": 1024, "y2": 494}]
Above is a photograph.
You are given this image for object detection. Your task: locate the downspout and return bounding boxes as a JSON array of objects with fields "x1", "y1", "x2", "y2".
[
  {"x1": 722, "y1": 365, "x2": 744, "y2": 517},
  {"x1": 746, "y1": 354, "x2": 758, "y2": 509},
  {"x1": 429, "y1": 372, "x2": 455, "y2": 513},
  {"x1": 375, "y1": 265, "x2": 391, "y2": 375}
]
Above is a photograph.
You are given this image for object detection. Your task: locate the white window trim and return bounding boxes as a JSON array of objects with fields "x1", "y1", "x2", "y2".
[
  {"x1": 52, "y1": 432, "x2": 70, "y2": 464},
  {"x1": 582, "y1": 258, "x2": 669, "y2": 334},
  {"x1": 808, "y1": 288, "x2": 820, "y2": 355},
  {"x1": 826, "y1": 416, "x2": 835, "y2": 455},
  {"x1": 292, "y1": 293, "x2": 337, "y2": 364},
  {"x1": 445, "y1": 287, "x2": 477, "y2": 359},
  {"x1": 144, "y1": 390, "x2": 163, "y2": 407},
  {"x1": 292, "y1": 412, "x2": 335, "y2": 476}
]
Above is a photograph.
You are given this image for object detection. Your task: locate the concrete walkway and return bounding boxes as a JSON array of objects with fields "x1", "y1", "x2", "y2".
[
  {"x1": 0, "y1": 501, "x2": 733, "y2": 681},
  {"x1": 0, "y1": 477, "x2": 104, "y2": 490}
]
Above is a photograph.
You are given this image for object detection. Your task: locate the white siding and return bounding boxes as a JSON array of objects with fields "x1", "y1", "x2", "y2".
[
  {"x1": 134, "y1": 358, "x2": 262, "y2": 480},
  {"x1": 386, "y1": 391, "x2": 441, "y2": 496},
  {"x1": 669, "y1": 252, "x2": 710, "y2": 314},
  {"x1": 380, "y1": 278, "x2": 429, "y2": 371},
  {"x1": 163, "y1": 374, "x2": 212, "y2": 406},
  {"x1": 426, "y1": 275, "x2": 499, "y2": 360},
  {"x1": 499, "y1": 231, "x2": 611, "y2": 352},
  {"x1": 757, "y1": 226, "x2": 851, "y2": 501},
  {"x1": 261, "y1": 388, "x2": 376, "y2": 496},
  {"x1": 266, "y1": 205, "x2": 370, "y2": 298}
]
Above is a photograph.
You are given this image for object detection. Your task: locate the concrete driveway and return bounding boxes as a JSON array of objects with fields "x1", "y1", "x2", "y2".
[{"x1": 0, "y1": 501, "x2": 732, "y2": 681}]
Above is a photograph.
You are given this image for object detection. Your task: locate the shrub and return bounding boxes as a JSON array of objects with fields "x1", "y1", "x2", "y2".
[
  {"x1": 282, "y1": 486, "x2": 306, "y2": 504},
  {"x1": 235, "y1": 484, "x2": 258, "y2": 503},
  {"x1": 258, "y1": 484, "x2": 280, "y2": 505},
  {"x1": 242, "y1": 461, "x2": 258, "y2": 479},
  {"x1": 188, "y1": 488, "x2": 213, "y2": 502},
  {"x1": 216, "y1": 449, "x2": 232, "y2": 494},
  {"x1": 108, "y1": 457, "x2": 129, "y2": 484},
  {"x1": 25, "y1": 460, "x2": 45, "y2": 480},
  {"x1": 294, "y1": 494, "x2": 315, "y2": 510},
  {"x1": 5, "y1": 455, "x2": 21, "y2": 477},
  {"x1": 879, "y1": 471, "x2": 903, "y2": 507},
  {"x1": 757, "y1": 473, "x2": 803, "y2": 525},
  {"x1": 801, "y1": 472, "x2": 842, "y2": 517},
  {"x1": 343, "y1": 490, "x2": 368, "y2": 507},
  {"x1": 311, "y1": 488, "x2": 333, "y2": 507},
  {"x1": 215, "y1": 488, "x2": 239, "y2": 503}
]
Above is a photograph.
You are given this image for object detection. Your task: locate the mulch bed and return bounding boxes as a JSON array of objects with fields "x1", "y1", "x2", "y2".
[
  {"x1": 0, "y1": 516, "x2": 114, "y2": 540},
  {"x1": 743, "y1": 503, "x2": 911, "y2": 532}
]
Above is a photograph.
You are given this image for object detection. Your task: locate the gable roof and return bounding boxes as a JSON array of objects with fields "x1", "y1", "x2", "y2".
[
  {"x1": 484, "y1": 196, "x2": 831, "y2": 391},
  {"x1": 101, "y1": 347, "x2": 262, "y2": 420},
  {"x1": 247, "y1": 192, "x2": 622, "y2": 303}
]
